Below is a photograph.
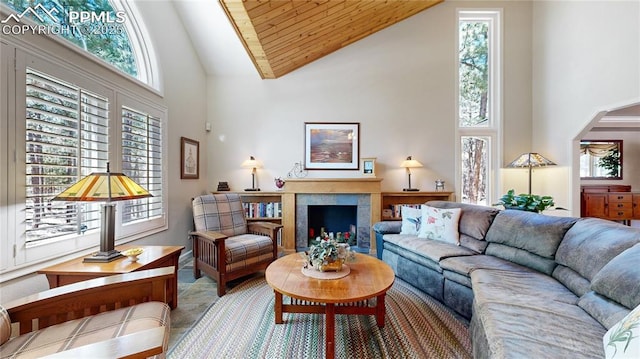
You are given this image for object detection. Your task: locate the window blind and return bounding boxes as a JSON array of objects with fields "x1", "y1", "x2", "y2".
[
  {"x1": 25, "y1": 68, "x2": 108, "y2": 243},
  {"x1": 121, "y1": 106, "x2": 163, "y2": 224}
]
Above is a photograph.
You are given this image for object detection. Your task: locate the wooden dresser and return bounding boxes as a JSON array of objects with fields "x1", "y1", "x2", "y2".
[{"x1": 581, "y1": 185, "x2": 640, "y2": 225}]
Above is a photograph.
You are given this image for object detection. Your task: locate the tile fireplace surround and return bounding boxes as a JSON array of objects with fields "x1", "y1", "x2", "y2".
[
  {"x1": 296, "y1": 194, "x2": 369, "y2": 251},
  {"x1": 281, "y1": 178, "x2": 382, "y2": 255}
]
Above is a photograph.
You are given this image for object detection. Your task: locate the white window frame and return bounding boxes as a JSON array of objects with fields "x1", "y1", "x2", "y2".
[
  {"x1": 111, "y1": 0, "x2": 162, "y2": 91},
  {"x1": 0, "y1": 39, "x2": 167, "y2": 281},
  {"x1": 455, "y1": 9, "x2": 503, "y2": 205},
  {"x1": 0, "y1": 41, "x2": 10, "y2": 272},
  {"x1": 115, "y1": 93, "x2": 167, "y2": 239}
]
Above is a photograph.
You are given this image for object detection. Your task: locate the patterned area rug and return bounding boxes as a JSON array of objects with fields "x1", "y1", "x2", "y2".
[{"x1": 168, "y1": 276, "x2": 472, "y2": 358}]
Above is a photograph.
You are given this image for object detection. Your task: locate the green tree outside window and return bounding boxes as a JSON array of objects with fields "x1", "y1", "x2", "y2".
[{"x1": 3, "y1": 0, "x2": 138, "y2": 77}]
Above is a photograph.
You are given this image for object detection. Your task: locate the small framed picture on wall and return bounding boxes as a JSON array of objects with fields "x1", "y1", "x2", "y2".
[
  {"x1": 361, "y1": 157, "x2": 376, "y2": 177},
  {"x1": 180, "y1": 137, "x2": 199, "y2": 179}
]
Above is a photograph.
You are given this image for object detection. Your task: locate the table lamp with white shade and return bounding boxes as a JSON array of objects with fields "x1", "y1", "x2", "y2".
[{"x1": 401, "y1": 156, "x2": 423, "y2": 192}]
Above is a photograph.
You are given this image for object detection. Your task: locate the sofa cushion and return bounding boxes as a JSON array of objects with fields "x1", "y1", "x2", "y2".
[
  {"x1": 552, "y1": 265, "x2": 592, "y2": 297},
  {"x1": 471, "y1": 268, "x2": 579, "y2": 307},
  {"x1": 555, "y1": 218, "x2": 640, "y2": 282},
  {"x1": 459, "y1": 234, "x2": 488, "y2": 254},
  {"x1": 443, "y1": 270, "x2": 473, "y2": 287},
  {"x1": 418, "y1": 206, "x2": 461, "y2": 245},
  {"x1": 484, "y1": 210, "x2": 577, "y2": 274},
  {"x1": 471, "y1": 268, "x2": 605, "y2": 358},
  {"x1": 485, "y1": 242, "x2": 558, "y2": 275},
  {"x1": 427, "y1": 201, "x2": 500, "y2": 241},
  {"x1": 591, "y1": 243, "x2": 640, "y2": 309},
  {"x1": 603, "y1": 303, "x2": 640, "y2": 359},
  {"x1": 441, "y1": 254, "x2": 535, "y2": 288},
  {"x1": 472, "y1": 300, "x2": 606, "y2": 358},
  {"x1": 0, "y1": 305, "x2": 9, "y2": 347},
  {"x1": 578, "y1": 291, "x2": 630, "y2": 330},
  {"x1": 225, "y1": 234, "x2": 275, "y2": 272},
  {"x1": 400, "y1": 206, "x2": 422, "y2": 235},
  {"x1": 383, "y1": 234, "x2": 476, "y2": 272},
  {"x1": 0, "y1": 301, "x2": 170, "y2": 358}
]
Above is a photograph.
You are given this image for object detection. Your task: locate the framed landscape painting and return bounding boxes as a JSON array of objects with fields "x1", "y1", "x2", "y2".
[{"x1": 304, "y1": 122, "x2": 359, "y2": 170}]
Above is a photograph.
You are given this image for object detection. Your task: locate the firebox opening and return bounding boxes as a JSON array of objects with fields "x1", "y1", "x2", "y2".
[{"x1": 308, "y1": 205, "x2": 357, "y2": 245}]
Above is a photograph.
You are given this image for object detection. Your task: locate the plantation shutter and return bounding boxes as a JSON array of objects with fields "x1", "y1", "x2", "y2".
[
  {"x1": 121, "y1": 106, "x2": 163, "y2": 224},
  {"x1": 25, "y1": 68, "x2": 108, "y2": 243}
]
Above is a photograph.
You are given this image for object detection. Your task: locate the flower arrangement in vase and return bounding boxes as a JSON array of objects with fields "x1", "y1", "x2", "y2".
[{"x1": 304, "y1": 233, "x2": 354, "y2": 272}]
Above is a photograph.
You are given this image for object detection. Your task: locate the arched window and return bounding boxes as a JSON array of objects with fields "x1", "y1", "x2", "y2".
[{"x1": 2, "y1": 0, "x2": 158, "y2": 88}]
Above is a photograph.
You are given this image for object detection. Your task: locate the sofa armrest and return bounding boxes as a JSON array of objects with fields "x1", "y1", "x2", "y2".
[
  {"x1": 5, "y1": 267, "x2": 174, "y2": 335},
  {"x1": 373, "y1": 221, "x2": 402, "y2": 235},
  {"x1": 41, "y1": 326, "x2": 165, "y2": 359},
  {"x1": 373, "y1": 221, "x2": 402, "y2": 259}
]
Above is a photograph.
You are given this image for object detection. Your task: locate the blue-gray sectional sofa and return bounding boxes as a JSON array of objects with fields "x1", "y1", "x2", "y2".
[{"x1": 373, "y1": 201, "x2": 640, "y2": 358}]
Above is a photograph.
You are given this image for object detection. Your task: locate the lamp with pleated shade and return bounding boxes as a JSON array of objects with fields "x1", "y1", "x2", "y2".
[
  {"x1": 52, "y1": 163, "x2": 152, "y2": 262},
  {"x1": 506, "y1": 152, "x2": 556, "y2": 195}
]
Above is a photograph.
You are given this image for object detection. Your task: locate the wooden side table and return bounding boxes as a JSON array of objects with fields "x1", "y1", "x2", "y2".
[{"x1": 38, "y1": 245, "x2": 184, "y2": 309}]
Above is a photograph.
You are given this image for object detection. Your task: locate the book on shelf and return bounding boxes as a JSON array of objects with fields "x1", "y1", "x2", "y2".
[{"x1": 243, "y1": 202, "x2": 282, "y2": 219}]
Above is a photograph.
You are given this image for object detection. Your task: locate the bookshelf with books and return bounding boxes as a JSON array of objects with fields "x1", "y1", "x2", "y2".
[
  {"x1": 211, "y1": 192, "x2": 283, "y2": 222},
  {"x1": 381, "y1": 192, "x2": 454, "y2": 220}
]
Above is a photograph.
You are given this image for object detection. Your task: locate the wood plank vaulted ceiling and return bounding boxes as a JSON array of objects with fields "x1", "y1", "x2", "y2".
[{"x1": 220, "y1": 0, "x2": 444, "y2": 79}]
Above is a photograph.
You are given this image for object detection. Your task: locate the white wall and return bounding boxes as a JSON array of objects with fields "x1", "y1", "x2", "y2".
[
  {"x1": 206, "y1": 1, "x2": 533, "y2": 196},
  {"x1": 130, "y1": 0, "x2": 209, "y2": 248},
  {"x1": 532, "y1": 0, "x2": 640, "y2": 214},
  {"x1": 0, "y1": 1, "x2": 208, "y2": 302}
]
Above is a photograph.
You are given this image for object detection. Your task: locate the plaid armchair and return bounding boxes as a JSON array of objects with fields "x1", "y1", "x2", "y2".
[{"x1": 190, "y1": 194, "x2": 282, "y2": 296}]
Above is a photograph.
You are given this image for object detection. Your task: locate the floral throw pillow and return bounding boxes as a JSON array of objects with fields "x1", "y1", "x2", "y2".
[
  {"x1": 418, "y1": 206, "x2": 461, "y2": 245},
  {"x1": 604, "y1": 304, "x2": 640, "y2": 359},
  {"x1": 400, "y1": 206, "x2": 422, "y2": 236}
]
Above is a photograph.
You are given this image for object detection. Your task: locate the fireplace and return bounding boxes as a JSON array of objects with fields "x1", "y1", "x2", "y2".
[
  {"x1": 296, "y1": 194, "x2": 370, "y2": 252},
  {"x1": 307, "y1": 205, "x2": 357, "y2": 246},
  {"x1": 280, "y1": 178, "x2": 382, "y2": 254}
]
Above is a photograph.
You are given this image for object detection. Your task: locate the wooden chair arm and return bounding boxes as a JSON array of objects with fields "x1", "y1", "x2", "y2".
[
  {"x1": 5, "y1": 267, "x2": 174, "y2": 335},
  {"x1": 189, "y1": 230, "x2": 228, "y2": 242},
  {"x1": 41, "y1": 327, "x2": 165, "y2": 359},
  {"x1": 248, "y1": 221, "x2": 283, "y2": 239}
]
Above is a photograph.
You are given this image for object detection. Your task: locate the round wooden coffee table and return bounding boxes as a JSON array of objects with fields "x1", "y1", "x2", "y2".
[{"x1": 265, "y1": 252, "x2": 395, "y2": 359}]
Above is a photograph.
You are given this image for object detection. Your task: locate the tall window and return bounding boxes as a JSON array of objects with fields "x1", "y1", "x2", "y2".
[
  {"x1": 1, "y1": 0, "x2": 164, "y2": 276},
  {"x1": 25, "y1": 68, "x2": 107, "y2": 244},
  {"x1": 121, "y1": 106, "x2": 163, "y2": 224},
  {"x1": 1, "y1": 27, "x2": 165, "y2": 275},
  {"x1": 457, "y1": 10, "x2": 501, "y2": 205}
]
